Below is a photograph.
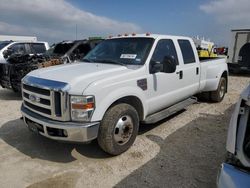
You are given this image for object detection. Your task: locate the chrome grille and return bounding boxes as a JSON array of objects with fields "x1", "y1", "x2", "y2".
[{"x1": 22, "y1": 83, "x2": 69, "y2": 121}]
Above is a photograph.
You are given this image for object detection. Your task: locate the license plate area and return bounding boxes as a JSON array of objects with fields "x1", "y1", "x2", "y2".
[{"x1": 25, "y1": 117, "x2": 44, "y2": 134}]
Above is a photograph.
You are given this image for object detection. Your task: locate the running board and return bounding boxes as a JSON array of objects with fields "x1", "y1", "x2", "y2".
[{"x1": 143, "y1": 97, "x2": 197, "y2": 124}]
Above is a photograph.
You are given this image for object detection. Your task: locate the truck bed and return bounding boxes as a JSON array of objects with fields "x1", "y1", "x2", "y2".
[{"x1": 199, "y1": 56, "x2": 227, "y2": 63}]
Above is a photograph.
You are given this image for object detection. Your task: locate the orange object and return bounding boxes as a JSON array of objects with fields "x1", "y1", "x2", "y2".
[{"x1": 72, "y1": 103, "x2": 94, "y2": 109}]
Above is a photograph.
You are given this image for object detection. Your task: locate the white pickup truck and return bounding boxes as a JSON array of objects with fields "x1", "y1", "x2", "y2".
[{"x1": 21, "y1": 34, "x2": 228, "y2": 155}]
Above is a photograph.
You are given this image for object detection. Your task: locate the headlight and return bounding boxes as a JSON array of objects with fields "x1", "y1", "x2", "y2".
[{"x1": 70, "y1": 95, "x2": 95, "y2": 121}]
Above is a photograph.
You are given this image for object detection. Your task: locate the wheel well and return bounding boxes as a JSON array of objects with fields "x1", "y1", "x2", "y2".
[
  {"x1": 221, "y1": 71, "x2": 228, "y2": 92},
  {"x1": 111, "y1": 96, "x2": 144, "y2": 121}
]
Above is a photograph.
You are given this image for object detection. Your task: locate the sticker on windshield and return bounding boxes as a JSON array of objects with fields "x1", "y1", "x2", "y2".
[{"x1": 120, "y1": 54, "x2": 137, "y2": 59}]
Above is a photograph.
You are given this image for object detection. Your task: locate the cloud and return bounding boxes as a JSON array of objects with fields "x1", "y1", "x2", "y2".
[
  {"x1": 200, "y1": 0, "x2": 250, "y2": 27},
  {"x1": 0, "y1": 0, "x2": 141, "y2": 43}
]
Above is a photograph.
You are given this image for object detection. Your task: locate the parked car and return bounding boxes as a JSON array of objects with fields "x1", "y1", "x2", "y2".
[
  {"x1": 20, "y1": 33, "x2": 228, "y2": 155},
  {"x1": 0, "y1": 41, "x2": 49, "y2": 91},
  {"x1": 217, "y1": 84, "x2": 250, "y2": 188},
  {"x1": 0, "y1": 38, "x2": 103, "y2": 92},
  {"x1": 47, "y1": 38, "x2": 103, "y2": 63},
  {"x1": 0, "y1": 41, "x2": 49, "y2": 64}
]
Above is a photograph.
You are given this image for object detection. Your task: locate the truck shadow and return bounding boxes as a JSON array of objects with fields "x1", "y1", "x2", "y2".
[
  {"x1": 229, "y1": 72, "x2": 250, "y2": 77},
  {"x1": 0, "y1": 119, "x2": 110, "y2": 163},
  {"x1": 0, "y1": 110, "x2": 187, "y2": 163},
  {"x1": 0, "y1": 104, "x2": 233, "y2": 169},
  {"x1": 0, "y1": 89, "x2": 21, "y2": 100},
  {"x1": 115, "y1": 105, "x2": 234, "y2": 188},
  {"x1": 139, "y1": 109, "x2": 186, "y2": 135}
]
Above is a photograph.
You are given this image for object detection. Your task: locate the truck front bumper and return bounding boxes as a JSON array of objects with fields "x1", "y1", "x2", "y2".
[{"x1": 21, "y1": 104, "x2": 100, "y2": 143}]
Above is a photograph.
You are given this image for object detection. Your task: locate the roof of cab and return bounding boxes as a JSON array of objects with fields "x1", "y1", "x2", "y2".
[{"x1": 109, "y1": 33, "x2": 192, "y2": 40}]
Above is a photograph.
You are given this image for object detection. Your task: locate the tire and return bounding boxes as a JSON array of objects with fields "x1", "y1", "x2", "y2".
[
  {"x1": 11, "y1": 83, "x2": 19, "y2": 93},
  {"x1": 210, "y1": 77, "x2": 227, "y2": 102},
  {"x1": 196, "y1": 92, "x2": 210, "y2": 102},
  {"x1": 97, "y1": 103, "x2": 139, "y2": 155}
]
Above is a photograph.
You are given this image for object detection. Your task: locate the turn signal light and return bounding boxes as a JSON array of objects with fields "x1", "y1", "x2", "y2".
[{"x1": 72, "y1": 102, "x2": 94, "y2": 110}]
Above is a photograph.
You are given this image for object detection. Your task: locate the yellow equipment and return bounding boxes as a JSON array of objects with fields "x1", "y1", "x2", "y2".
[{"x1": 193, "y1": 36, "x2": 218, "y2": 58}]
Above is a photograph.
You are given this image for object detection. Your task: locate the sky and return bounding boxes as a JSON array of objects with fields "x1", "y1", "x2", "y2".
[{"x1": 0, "y1": 0, "x2": 249, "y2": 46}]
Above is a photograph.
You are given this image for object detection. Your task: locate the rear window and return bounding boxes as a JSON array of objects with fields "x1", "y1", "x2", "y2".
[
  {"x1": 30, "y1": 43, "x2": 46, "y2": 54},
  {"x1": 178, "y1": 40, "x2": 196, "y2": 64}
]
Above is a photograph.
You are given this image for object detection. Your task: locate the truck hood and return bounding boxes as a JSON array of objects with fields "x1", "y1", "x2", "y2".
[{"x1": 28, "y1": 62, "x2": 132, "y2": 94}]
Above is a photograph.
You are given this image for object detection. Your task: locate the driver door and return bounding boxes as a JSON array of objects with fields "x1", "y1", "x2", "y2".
[{"x1": 147, "y1": 39, "x2": 185, "y2": 114}]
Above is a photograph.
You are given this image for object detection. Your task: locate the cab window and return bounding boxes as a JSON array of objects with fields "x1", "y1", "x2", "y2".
[
  {"x1": 178, "y1": 40, "x2": 195, "y2": 64},
  {"x1": 151, "y1": 39, "x2": 179, "y2": 65}
]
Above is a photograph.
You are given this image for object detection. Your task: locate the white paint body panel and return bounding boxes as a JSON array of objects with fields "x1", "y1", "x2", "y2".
[{"x1": 226, "y1": 84, "x2": 250, "y2": 154}]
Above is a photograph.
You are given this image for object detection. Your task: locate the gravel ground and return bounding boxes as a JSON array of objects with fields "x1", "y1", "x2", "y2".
[{"x1": 0, "y1": 75, "x2": 249, "y2": 188}]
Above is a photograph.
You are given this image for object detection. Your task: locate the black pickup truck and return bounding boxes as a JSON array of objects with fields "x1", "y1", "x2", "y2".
[{"x1": 0, "y1": 38, "x2": 103, "y2": 92}]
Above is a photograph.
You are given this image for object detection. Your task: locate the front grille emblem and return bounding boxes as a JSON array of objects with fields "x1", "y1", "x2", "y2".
[{"x1": 29, "y1": 94, "x2": 40, "y2": 103}]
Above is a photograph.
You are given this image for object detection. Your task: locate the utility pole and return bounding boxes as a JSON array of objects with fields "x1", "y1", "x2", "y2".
[{"x1": 75, "y1": 24, "x2": 78, "y2": 40}]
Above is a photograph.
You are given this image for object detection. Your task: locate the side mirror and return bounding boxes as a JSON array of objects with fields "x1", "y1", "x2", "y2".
[
  {"x1": 3, "y1": 48, "x2": 13, "y2": 59},
  {"x1": 150, "y1": 61, "x2": 163, "y2": 74},
  {"x1": 162, "y1": 56, "x2": 177, "y2": 73}
]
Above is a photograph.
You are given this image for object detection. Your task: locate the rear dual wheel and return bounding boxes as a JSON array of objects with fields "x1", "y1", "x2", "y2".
[
  {"x1": 210, "y1": 77, "x2": 227, "y2": 102},
  {"x1": 197, "y1": 77, "x2": 227, "y2": 102}
]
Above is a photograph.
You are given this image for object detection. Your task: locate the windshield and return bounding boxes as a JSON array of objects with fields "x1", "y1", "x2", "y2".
[
  {"x1": 83, "y1": 37, "x2": 154, "y2": 65},
  {"x1": 0, "y1": 41, "x2": 11, "y2": 50}
]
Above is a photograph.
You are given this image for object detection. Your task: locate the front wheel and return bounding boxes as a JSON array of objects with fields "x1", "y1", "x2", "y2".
[
  {"x1": 97, "y1": 103, "x2": 139, "y2": 155},
  {"x1": 210, "y1": 77, "x2": 227, "y2": 102}
]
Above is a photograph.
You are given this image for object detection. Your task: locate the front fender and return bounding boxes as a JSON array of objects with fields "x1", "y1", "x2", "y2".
[{"x1": 90, "y1": 86, "x2": 148, "y2": 122}]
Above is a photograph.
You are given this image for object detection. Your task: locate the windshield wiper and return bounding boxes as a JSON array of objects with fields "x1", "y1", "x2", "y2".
[{"x1": 94, "y1": 59, "x2": 126, "y2": 66}]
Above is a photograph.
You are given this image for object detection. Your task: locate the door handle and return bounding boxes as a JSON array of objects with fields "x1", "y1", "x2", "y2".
[
  {"x1": 196, "y1": 67, "x2": 199, "y2": 75},
  {"x1": 176, "y1": 70, "x2": 183, "y2": 79}
]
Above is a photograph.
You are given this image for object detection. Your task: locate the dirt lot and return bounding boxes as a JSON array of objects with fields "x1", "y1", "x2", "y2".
[{"x1": 0, "y1": 75, "x2": 249, "y2": 188}]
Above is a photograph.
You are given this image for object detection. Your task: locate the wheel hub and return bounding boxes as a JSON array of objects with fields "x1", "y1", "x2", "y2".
[
  {"x1": 220, "y1": 80, "x2": 226, "y2": 98},
  {"x1": 114, "y1": 115, "x2": 134, "y2": 145}
]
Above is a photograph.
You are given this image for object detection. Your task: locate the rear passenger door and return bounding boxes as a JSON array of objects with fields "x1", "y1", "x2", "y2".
[{"x1": 177, "y1": 39, "x2": 200, "y2": 96}]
